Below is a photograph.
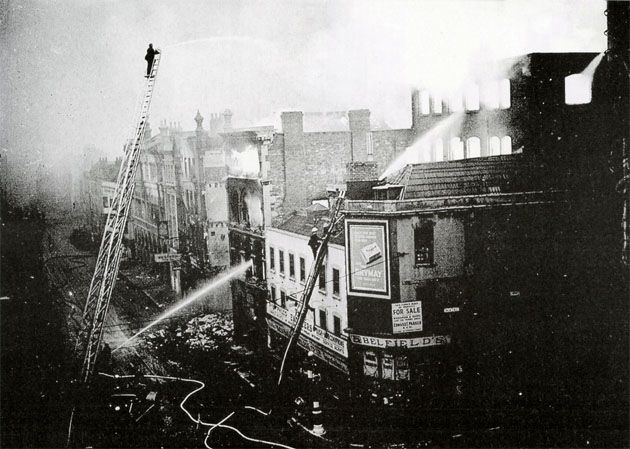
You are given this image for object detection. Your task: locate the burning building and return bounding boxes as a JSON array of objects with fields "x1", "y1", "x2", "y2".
[
  {"x1": 341, "y1": 48, "x2": 628, "y2": 409},
  {"x1": 224, "y1": 128, "x2": 274, "y2": 346}
]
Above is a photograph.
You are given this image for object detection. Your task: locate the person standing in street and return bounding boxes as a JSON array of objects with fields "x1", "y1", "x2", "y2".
[{"x1": 144, "y1": 43, "x2": 159, "y2": 77}]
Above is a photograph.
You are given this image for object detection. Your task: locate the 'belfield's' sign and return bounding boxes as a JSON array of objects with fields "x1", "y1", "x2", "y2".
[{"x1": 349, "y1": 333, "x2": 451, "y2": 349}]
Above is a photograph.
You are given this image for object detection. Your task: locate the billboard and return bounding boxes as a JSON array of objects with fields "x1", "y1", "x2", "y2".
[{"x1": 345, "y1": 219, "x2": 390, "y2": 299}]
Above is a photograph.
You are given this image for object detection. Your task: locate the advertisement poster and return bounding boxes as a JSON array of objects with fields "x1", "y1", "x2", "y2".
[
  {"x1": 345, "y1": 219, "x2": 390, "y2": 299},
  {"x1": 391, "y1": 301, "x2": 423, "y2": 334}
]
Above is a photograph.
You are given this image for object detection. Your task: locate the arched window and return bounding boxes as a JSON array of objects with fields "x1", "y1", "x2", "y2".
[
  {"x1": 489, "y1": 136, "x2": 501, "y2": 156},
  {"x1": 499, "y1": 79, "x2": 511, "y2": 109},
  {"x1": 432, "y1": 93, "x2": 443, "y2": 114},
  {"x1": 501, "y1": 136, "x2": 512, "y2": 155},
  {"x1": 466, "y1": 137, "x2": 481, "y2": 158},
  {"x1": 420, "y1": 90, "x2": 431, "y2": 115},
  {"x1": 450, "y1": 137, "x2": 464, "y2": 160},
  {"x1": 433, "y1": 139, "x2": 444, "y2": 162},
  {"x1": 465, "y1": 84, "x2": 480, "y2": 111}
]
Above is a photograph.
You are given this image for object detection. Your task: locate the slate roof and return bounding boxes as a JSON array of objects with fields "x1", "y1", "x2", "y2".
[
  {"x1": 274, "y1": 213, "x2": 345, "y2": 246},
  {"x1": 383, "y1": 155, "x2": 559, "y2": 200}
]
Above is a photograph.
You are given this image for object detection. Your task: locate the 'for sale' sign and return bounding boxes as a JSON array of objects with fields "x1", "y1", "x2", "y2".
[{"x1": 391, "y1": 301, "x2": 423, "y2": 333}]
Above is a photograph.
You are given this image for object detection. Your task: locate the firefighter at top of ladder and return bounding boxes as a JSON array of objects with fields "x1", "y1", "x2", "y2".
[{"x1": 145, "y1": 43, "x2": 160, "y2": 77}]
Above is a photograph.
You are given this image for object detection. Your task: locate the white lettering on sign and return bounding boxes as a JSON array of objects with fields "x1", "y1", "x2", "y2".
[
  {"x1": 154, "y1": 253, "x2": 181, "y2": 263},
  {"x1": 391, "y1": 301, "x2": 423, "y2": 334},
  {"x1": 267, "y1": 303, "x2": 347, "y2": 356},
  {"x1": 349, "y1": 333, "x2": 451, "y2": 349},
  {"x1": 266, "y1": 318, "x2": 349, "y2": 373}
]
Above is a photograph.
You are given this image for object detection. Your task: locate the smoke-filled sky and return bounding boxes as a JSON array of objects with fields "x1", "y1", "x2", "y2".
[{"x1": 1, "y1": 0, "x2": 606, "y2": 168}]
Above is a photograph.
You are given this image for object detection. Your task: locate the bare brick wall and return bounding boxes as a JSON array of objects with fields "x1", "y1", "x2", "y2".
[{"x1": 371, "y1": 129, "x2": 415, "y2": 177}]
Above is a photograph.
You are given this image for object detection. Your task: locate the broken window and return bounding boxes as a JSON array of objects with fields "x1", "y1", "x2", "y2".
[
  {"x1": 269, "y1": 246, "x2": 275, "y2": 271},
  {"x1": 270, "y1": 286, "x2": 276, "y2": 304},
  {"x1": 280, "y1": 290, "x2": 286, "y2": 308},
  {"x1": 414, "y1": 222, "x2": 434, "y2": 266}
]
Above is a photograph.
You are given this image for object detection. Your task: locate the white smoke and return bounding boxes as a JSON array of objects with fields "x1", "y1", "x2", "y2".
[
  {"x1": 564, "y1": 52, "x2": 604, "y2": 105},
  {"x1": 227, "y1": 146, "x2": 260, "y2": 178},
  {"x1": 244, "y1": 191, "x2": 263, "y2": 227}
]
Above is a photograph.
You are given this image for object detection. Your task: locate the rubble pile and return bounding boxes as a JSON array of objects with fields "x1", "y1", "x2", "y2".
[{"x1": 144, "y1": 312, "x2": 234, "y2": 357}]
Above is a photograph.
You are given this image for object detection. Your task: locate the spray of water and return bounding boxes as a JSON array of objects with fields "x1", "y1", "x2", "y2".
[
  {"x1": 162, "y1": 36, "x2": 276, "y2": 52},
  {"x1": 379, "y1": 113, "x2": 464, "y2": 180},
  {"x1": 113, "y1": 260, "x2": 253, "y2": 352}
]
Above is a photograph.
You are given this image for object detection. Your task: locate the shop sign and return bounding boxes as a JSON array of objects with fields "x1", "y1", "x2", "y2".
[
  {"x1": 267, "y1": 304, "x2": 348, "y2": 356},
  {"x1": 154, "y1": 253, "x2": 181, "y2": 263},
  {"x1": 266, "y1": 318, "x2": 349, "y2": 373},
  {"x1": 381, "y1": 355, "x2": 395, "y2": 380},
  {"x1": 345, "y1": 219, "x2": 390, "y2": 299},
  {"x1": 349, "y1": 333, "x2": 451, "y2": 349},
  {"x1": 391, "y1": 301, "x2": 423, "y2": 334}
]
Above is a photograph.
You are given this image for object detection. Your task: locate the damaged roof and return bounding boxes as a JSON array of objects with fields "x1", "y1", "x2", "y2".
[{"x1": 384, "y1": 154, "x2": 559, "y2": 200}]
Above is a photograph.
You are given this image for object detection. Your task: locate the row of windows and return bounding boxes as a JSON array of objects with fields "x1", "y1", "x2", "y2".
[
  {"x1": 418, "y1": 135, "x2": 512, "y2": 162},
  {"x1": 269, "y1": 284, "x2": 344, "y2": 337},
  {"x1": 269, "y1": 246, "x2": 341, "y2": 296},
  {"x1": 418, "y1": 79, "x2": 511, "y2": 115}
]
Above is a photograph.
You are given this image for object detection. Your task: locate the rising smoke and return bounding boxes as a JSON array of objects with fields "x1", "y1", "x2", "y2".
[{"x1": 227, "y1": 146, "x2": 260, "y2": 178}]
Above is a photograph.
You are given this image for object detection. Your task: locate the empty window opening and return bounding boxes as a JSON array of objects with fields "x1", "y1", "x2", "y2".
[
  {"x1": 269, "y1": 246, "x2": 275, "y2": 270},
  {"x1": 466, "y1": 137, "x2": 481, "y2": 158},
  {"x1": 450, "y1": 137, "x2": 464, "y2": 160},
  {"x1": 489, "y1": 136, "x2": 501, "y2": 156},
  {"x1": 565, "y1": 74, "x2": 592, "y2": 105},
  {"x1": 481, "y1": 81, "x2": 499, "y2": 109},
  {"x1": 501, "y1": 136, "x2": 512, "y2": 155},
  {"x1": 432, "y1": 93, "x2": 443, "y2": 114},
  {"x1": 420, "y1": 90, "x2": 431, "y2": 115},
  {"x1": 465, "y1": 84, "x2": 480, "y2": 111},
  {"x1": 499, "y1": 79, "x2": 511, "y2": 109},
  {"x1": 449, "y1": 92, "x2": 463, "y2": 112},
  {"x1": 433, "y1": 139, "x2": 444, "y2": 162}
]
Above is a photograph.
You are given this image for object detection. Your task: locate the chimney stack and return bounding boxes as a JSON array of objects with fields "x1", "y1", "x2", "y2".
[{"x1": 223, "y1": 109, "x2": 233, "y2": 131}]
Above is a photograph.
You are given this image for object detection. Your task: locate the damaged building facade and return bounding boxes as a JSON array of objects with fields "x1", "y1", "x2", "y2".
[{"x1": 342, "y1": 47, "x2": 628, "y2": 407}]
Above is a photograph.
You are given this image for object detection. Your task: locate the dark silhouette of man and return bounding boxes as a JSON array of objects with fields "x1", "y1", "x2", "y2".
[
  {"x1": 308, "y1": 227, "x2": 320, "y2": 258},
  {"x1": 145, "y1": 43, "x2": 159, "y2": 77}
]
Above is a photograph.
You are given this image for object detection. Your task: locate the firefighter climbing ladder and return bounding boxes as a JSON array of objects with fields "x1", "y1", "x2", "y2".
[
  {"x1": 277, "y1": 191, "x2": 346, "y2": 387},
  {"x1": 80, "y1": 53, "x2": 161, "y2": 382}
]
